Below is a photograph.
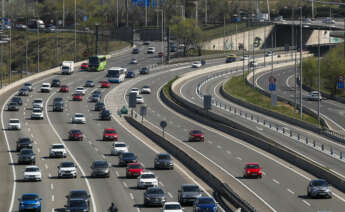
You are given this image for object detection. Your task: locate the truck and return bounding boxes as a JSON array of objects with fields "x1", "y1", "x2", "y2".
[{"x1": 61, "y1": 61, "x2": 74, "y2": 75}]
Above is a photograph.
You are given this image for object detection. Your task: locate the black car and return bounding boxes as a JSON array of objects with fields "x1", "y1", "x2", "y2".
[
  {"x1": 66, "y1": 190, "x2": 90, "y2": 208},
  {"x1": 18, "y1": 87, "x2": 29, "y2": 96},
  {"x1": 53, "y1": 102, "x2": 64, "y2": 112},
  {"x1": 118, "y1": 152, "x2": 137, "y2": 166},
  {"x1": 18, "y1": 148, "x2": 35, "y2": 164},
  {"x1": 154, "y1": 153, "x2": 174, "y2": 169},
  {"x1": 132, "y1": 48, "x2": 140, "y2": 54},
  {"x1": 94, "y1": 102, "x2": 105, "y2": 111},
  {"x1": 99, "y1": 109, "x2": 111, "y2": 120},
  {"x1": 11, "y1": 96, "x2": 23, "y2": 105},
  {"x1": 7, "y1": 102, "x2": 19, "y2": 111},
  {"x1": 144, "y1": 187, "x2": 166, "y2": 206},
  {"x1": 178, "y1": 184, "x2": 202, "y2": 205},
  {"x1": 140, "y1": 67, "x2": 150, "y2": 75},
  {"x1": 92, "y1": 90, "x2": 102, "y2": 96},
  {"x1": 170, "y1": 46, "x2": 177, "y2": 52},
  {"x1": 53, "y1": 97, "x2": 64, "y2": 104},
  {"x1": 126, "y1": 71, "x2": 136, "y2": 78},
  {"x1": 143, "y1": 41, "x2": 150, "y2": 45},
  {"x1": 51, "y1": 79, "x2": 61, "y2": 87},
  {"x1": 16, "y1": 137, "x2": 33, "y2": 152},
  {"x1": 65, "y1": 199, "x2": 89, "y2": 212}
]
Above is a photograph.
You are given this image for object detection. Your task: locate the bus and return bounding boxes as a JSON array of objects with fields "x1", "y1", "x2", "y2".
[
  {"x1": 107, "y1": 67, "x2": 126, "y2": 83},
  {"x1": 88, "y1": 55, "x2": 107, "y2": 72}
]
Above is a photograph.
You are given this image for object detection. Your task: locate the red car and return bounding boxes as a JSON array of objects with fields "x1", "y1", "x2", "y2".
[
  {"x1": 69, "y1": 129, "x2": 84, "y2": 141},
  {"x1": 188, "y1": 130, "x2": 204, "y2": 142},
  {"x1": 72, "y1": 93, "x2": 83, "y2": 101},
  {"x1": 126, "y1": 163, "x2": 144, "y2": 178},
  {"x1": 80, "y1": 62, "x2": 88, "y2": 71},
  {"x1": 59, "y1": 85, "x2": 69, "y2": 92},
  {"x1": 103, "y1": 128, "x2": 118, "y2": 141},
  {"x1": 101, "y1": 81, "x2": 110, "y2": 88},
  {"x1": 158, "y1": 52, "x2": 164, "y2": 57},
  {"x1": 243, "y1": 163, "x2": 262, "y2": 178}
]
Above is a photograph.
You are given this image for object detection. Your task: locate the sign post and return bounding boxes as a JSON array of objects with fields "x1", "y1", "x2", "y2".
[
  {"x1": 337, "y1": 76, "x2": 344, "y2": 89},
  {"x1": 128, "y1": 93, "x2": 137, "y2": 117},
  {"x1": 203, "y1": 95, "x2": 212, "y2": 111},
  {"x1": 269, "y1": 76, "x2": 277, "y2": 106},
  {"x1": 140, "y1": 106, "x2": 147, "y2": 123},
  {"x1": 160, "y1": 121, "x2": 167, "y2": 137}
]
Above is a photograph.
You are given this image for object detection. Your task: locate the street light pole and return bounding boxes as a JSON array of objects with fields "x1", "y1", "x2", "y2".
[
  {"x1": 317, "y1": 28, "x2": 321, "y2": 126},
  {"x1": 205, "y1": 0, "x2": 207, "y2": 25},
  {"x1": 95, "y1": 24, "x2": 99, "y2": 55},
  {"x1": 116, "y1": 0, "x2": 119, "y2": 27},
  {"x1": 37, "y1": 0, "x2": 40, "y2": 73},
  {"x1": 145, "y1": 0, "x2": 148, "y2": 26},
  {"x1": 299, "y1": 6, "x2": 303, "y2": 120},
  {"x1": 74, "y1": 0, "x2": 77, "y2": 62},
  {"x1": 161, "y1": 9, "x2": 163, "y2": 64}
]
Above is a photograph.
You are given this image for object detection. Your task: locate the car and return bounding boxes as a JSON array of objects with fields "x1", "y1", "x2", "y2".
[
  {"x1": 239, "y1": 55, "x2": 249, "y2": 61},
  {"x1": 130, "y1": 88, "x2": 140, "y2": 96},
  {"x1": 99, "y1": 109, "x2": 111, "y2": 120},
  {"x1": 32, "y1": 98, "x2": 43, "y2": 109},
  {"x1": 126, "y1": 162, "x2": 144, "y2": 178},
  {"x1": 111, "y1": 142, "x2": 128, "y2": 155},
  {"x1": 144, "y1": 186, "x2": 166, "y2": 206},
  {"x1": 80, "y1": 62, "x2": 89, "y2": 71},
  {"x1": 45, "y1": 24, "x2": 56, "y2": 32},
  {"x1": 304, "y1": 18, "x2": 312, "y2": 24},
  {"x1": 18, "y1": 193, "x2": 42, "y2": 212},
  {"x1": 94, "y1": 102, "x2": 105, "y2": 111},
  {"x1": 170, "y1": 46, "x2": 177, "y2": 52},
  {"x1": 140, "y1": 67, "x2": 150, "y2": 74},
  {"x1": 84, "y1": 80, "x2": 95, "y2": 87},
  {"x1": 243, "y1": 163, "x2": 262, "y2": 178},
  {"x1": 225, "y1": 55, "x2": 236, "y2": 63},
  {"x1": 137, "y1": 171, "x2": 158, "y2": 189},
  {"x1": 53, "y1": 102, "x2": 64, "y2": 112},
  {"x1": 11, "y1": 96, "x2": 23, "y2": 105},
  {"x1": 274, "y1": 16, "x2": 285, "y2": 22},
  {"x1": 72, "y1": 93, "x2": 83, "y2": 101},
  {"x1": 49, "y1": 143, "x2": 67, "y2": 158},
  {"x1": 126, "y1": 71, "x2": 136, "y2": 78},
  {"x1": 158, "y1": 52, "x2": 164, "y2": 57},
  {"x1": 8, "y1": 118, "x2": 21, "y2": 130},
  {"x1": 24, "y1": 82, "x2": 33, "y2": 91},
  {"x1": 306, "y1": 91, "x2": 322, "y2": 101},
  {"x1": 307, "y1": 179, "x2": 332, "y2": 198},
  {"x1": 147, "y1": 47, "x2": 156, "y2": 53},
  {"x1": 40, "y1": 82, "x2": 51, "y2": 92},
  {"x1": 65, "y1": 199, "x2": 89, "y2": 212},
  {"x1": 103, "y1": 128, "x2": 118, "y2": 141},
  {"x1": 188, "y1": 130, "x2": 204, "y2": 142},
  {"x1": 91, "y1": 160, "x2": 110, "y2": 178},
  {"x1": 136, "y1": 95, "x2": 144, "y2": 104},
  {"x1": 192, "y1": 61, "x2": 202, "y2": 68},
  {"x1": 141, "y1": 85, "x2": 151, "y2": 94},
  {"x1": 130, "y1": 58, "x2": 138, "y2": 64},
  {"x1": 323, "y1": 17, "x2": 335, "y2": 24},
  {"x1": 119, "y1": 152, "x2": 137, "y2": 166},
  {"x1": 89, "y1": 93, "x2": 101, "y2": 102},
  {"x1": 154, "y1": 153, "x2": 174, "y2": 170},
  {"x1": 178, "y1": 184, "x2": 202, "y2": 205},
  {"x1": 69, "y1": 129, "x2": 84, "y2": 141},
  {"x1": 60, "y1": 85, "x2": 69, "y2": 92},
  {"x1": 51, "y1": 79, "x2": 61, "y2": 87},
  {"x1": 66, "y1": 190, "x2": 90, "y2": 208},
  {"x1": 75, "y1": 87, "x2": 86, "y2": 95},
  {"x1": 58, "y1": 161, "x2": 77, "y2": 178},
  {"x1": 143, "y1": 41, "x2": 150, "y2": 45},
  {"x1": 132, "y1": 48, "x2": 140, "y2": 54},
  {"x1": 18, "y1": 87, "x2": 29, "y2": 96},
  {"x1": 23, "y1": 165, "x2": 42, "y2": 181},
  {"x1": 162, "y1": 202, "x2": 184, "y2": 212},
  {"x1": 53, "y1": 97, "x2": 64, "y2": 104},
  {"x1": 72, "y1": 113, "x2": 86, "y2": 124},
  {"x1": 101, "y1": 80, "x2": 111, "y2": 88},
  {"x1": 264, "y1": 51, "x2": 273, "y2": 57},
  {"x1": 16, "y1": 137, "x2": 33, "y2": 152},
  {"x1": 248, "y1": 60, "x2": 258, "y2": 68},
  {"x1": 7, "y1": 102, "x2": 19, "y2": 111},
  {"x1": 31, "y1": 107, "x2": 44, "y2": 119},
  {"x1": 193, "y1": 197, "x2": 218, "y2": 212},
  {"x1": 18, "y1": 149, "x2": 35, "y2": 164}
]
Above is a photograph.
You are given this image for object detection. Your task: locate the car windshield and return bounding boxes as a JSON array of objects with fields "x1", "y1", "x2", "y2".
[
  {"x1": 69, "y1": 200, "x2": 87, "y2": 207},
  {"x1": 71, "y1": 130, "x2": 81, "y2": 134},
  {"x1": 33, "y1": 100, "x2": 42, "y2": 103},
  {"x1": 115, "y1": 143, "x2": 126, "y2": 147},
  {"x1": 247, "y1": 164, "x2": 259, "y2": 169},
  {"x1": 198, "y1": 198, "x2": 214, "y2": 205},
  {"x1": 183, "y1": 185, "x2": 199, "y2": 192},
  {"x1": 165, "y1": 204, "x2": 181, "y2": 210},
  {"x1": 9, "y1": 102, "x2": 17, "y2": 105},
  {"x1": 33, "y1": 108, "x2": 41, "y2": 112},
  {"x1": 89, "y1": 56, "x2": 99, "y2": 65},
  {"x1": 87, "y1": 80, "x2": 93, "y2": 83},
  {"x1": 123, "y1": 153, "x2": 135, "y2": 158},
  {"x1": 94, "y1": 161, "x2": 108, "y2": 168},
  {"x1": 10, "y1": 120, "x2": 19, "y2": 123},
  {"x1": 22, "y1": 194, "x2": 38, "y2": 201},
  {"x1": 19, "y1": 138, "x2": 31, "y2": 143},
  {"x1": 312, "y1": 180, "x2": 328, "y2": 187},
  {"x1": 52, "y1": 145, "x2": 64, "y2": 149},
  {"x1": 129, "y1": 164, "x2": 141, "y2": 169},
  {"x1": 192, "y1": 130, "x2": 202, "y2": 134},
  {"x1": 158, "y1": 155, "x2": 170, "y2": 160},
  {"x1": 61, "y1": 162, "x2": 75, "y2": 167},
  {"x1": 76, "y1": 88, "x2": 84, "y2": 91},
  {"x1": 12, "y1": 97, "x2": 21, "y2": 101},
  {"x1": 54, "y1": 98, "x2": 63, "y2": 102},
  {"x1": 25, "y1": 167, "x2": 39, "y2": 172},
  {"x1": 42, "y1": 85, "x2": 49, "y2": 87},
  {"x1": 106, "y1": 129, "x2": 116, "y2": 133},
  {"x1": 75, "y1": 114, "x2": 84, "y2": 118},
  {"x1": 21, "y1": 149, "x2": 33, "y2": 154},
  {"x1": 61, "y1": 85, "x2": 68, "y2": 88},
  {"x1": 70, "y1": 191, "x2": 88, "y2": 199},
  {"x1": 148, "y1": 188, "x2": 163, "y2": 194},
  {"x1": 143, "y1": 86, "x2": 149, "y2": 88},
  {"x1": 96, "y1": 103, "x2": 104, "y2": 106},
  {"x1": 20, "y1": 88, "x2": 28, "y2": 91},
  {"x1": 141, "y1": 174, "x2": 155, "y2": 179},
  {"x1": 24, "y1": 83, "x2": 31, "y2": 86}
]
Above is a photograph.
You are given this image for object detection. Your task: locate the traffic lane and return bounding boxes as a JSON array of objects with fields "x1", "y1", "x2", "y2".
[{"x1": 131, "y1": 69, "x2": 345, "y2": 212}]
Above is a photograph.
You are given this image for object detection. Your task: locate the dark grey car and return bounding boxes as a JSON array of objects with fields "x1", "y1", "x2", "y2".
[
  {"x1": 66, "y1": 190, "x2": 90, "y2": 208},
  {"x1": 307, "y1": 179, "x2": 332, "y2": 198},
  {"x1": 154, "y1": 153, "x2": 174, "y2": 170},
  {"x1": 7, "y1": 102, "x2": 19, "y2": 111},
  {"x1": 18, "y1": 149, "x2": 35, "y2": 164},
  {"x1": 16, "y1": 137, "x2": 33, "y2": 152},
  {"x1": 91, "y1": 160, "x2": 110, "y2": 178},
  {"x1": 89, "y1": 94, "x2": 101, "y2": 102},
  {"x1": 18, "y1": 87, "x2": 29, "y2": 96},
  {"x1": 144, "y1": 187, "x2": 166, "y2": 206},
  {"x1": 178, "y1": 184, "x2": 202, "y2": 205}
]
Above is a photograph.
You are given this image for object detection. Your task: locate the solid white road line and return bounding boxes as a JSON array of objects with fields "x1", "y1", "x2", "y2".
[
  {"x1": 302, "y1": 200, "x2": 311, "y2": 207},
  {"x1": 287, "y1": 188, "x2": 295, "y2": 194},
  {"x1": 272, "y1": 179, "x2": 280, "y2": 184},
  {"x1": 130, "y1": 193, "x2": 134, "y2": 200}
]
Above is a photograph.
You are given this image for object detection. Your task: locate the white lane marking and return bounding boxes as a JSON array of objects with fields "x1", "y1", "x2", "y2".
[
  {"x1": 123, "y1": 182, "x2": 128, "y2": 188},
  {"x1": 51, "y1": 183, "x2": 54, "y2": 190},
  {"x1": 102, "y1": 155, "x2": 106, "y2": 159},
  {"x1": 28, "y1": 128, "x2": 31, "y2": 131},
  {"x1": 167, "y1": 192, "x2": 173, "y2": 198},
  {"x1": 136, "y1": 208, "x2": 140, "y2": 212},
  {"x1": 272, "y1": 179, "x2": 280, "y2": 184},
  {"x1": 23, "y1": 111, "x2": 26, "y2": 115},
  {"x1": 49, "y1": 173, "x2": 52, "y2": 178},
  {"x1": 287, "y1": 188, "x2": 295, "y2": 194},
  {"x1": 95, "y1": 147, "x2": 99, "y2": 152},
  {"x1": 115, "y1": 171, "x2": 120, "y2": 177},
  {"x1": 37, "y1": 148, "x2": 40, "y2": 153},
  {"x1": 256, "y1": 126, "x2": 263, "y2": 131},
  {"x1": 285, "y1": 74, "x2": 295, "y2": 88},
  {"x1": 302, "y1": 200, "x2": 311, "y2": 207},
  {"x1": 31, "y1": 133, "x2": 34, "y2": 138},
  {"x1": 207, "y1": 140, "x2": 213, "y2": 144},
  {"x1": 52, "y1": 195, "x2": 55, "y2": 202},
  {"x1": 130, "y1": 193, "x2": 134, "y2": 200},
  {"x1": 217, "y1": 145, "x2": 221, "y2": 149},
  {"x1": 159, "y1": 181, "x2": 165, "y2": 187},
  {"x1": 262, "y1": 171, "x2": 266, "y2": 176},
  {"x1": 45, "y1": 164, "x2": 49, "y2": 170},
  {"x1": 226, "y1": 150, "x2": 231, "y2": 154},
  {"x1": 236, "y1": 157, "x2": 242, "y2": 161}
]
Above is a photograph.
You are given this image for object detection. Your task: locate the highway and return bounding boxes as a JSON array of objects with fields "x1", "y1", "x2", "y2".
[{"x1": 0, "y1": 42, "x2": 212, "y2": 212}]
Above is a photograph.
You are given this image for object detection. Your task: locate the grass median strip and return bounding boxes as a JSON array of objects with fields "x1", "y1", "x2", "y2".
[{"x1": 224, "y1": 75, "x2": 319, "y2": 126}]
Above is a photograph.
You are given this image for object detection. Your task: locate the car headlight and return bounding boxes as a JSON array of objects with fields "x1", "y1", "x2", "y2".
[{"x1": 35, "y1": 201, "x2": 40, "y2": 205}]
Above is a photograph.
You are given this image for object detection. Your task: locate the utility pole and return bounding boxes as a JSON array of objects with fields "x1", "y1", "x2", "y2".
[
  {"x1": 317, "y1": 28, "x2": 321, "y2": 126},
  {"x1": 161, "y1": 9, "x2": 163, "y2": 64},
  {"x1": 205, "y1": 0, "x2": 207, "y2": 25},
  {"x1": 145, "y1": 0, "x2": 148, "y2": 26},
  {"x1": 126, "y1": 0, "x2": 128, "y2": 27},
  {"x1": 312, "y1": 0, "x2": 314, "y2": 19},
  {"x1": 63, "y1": 0, "x2": 65, "y2": 28},
  {"x1": 74, "y1": 0, "x2": 77, "y2": 62},
  {"x1": 95, "y1": 24, "x2": 99, "y2": 55},
  {"x1": 195, "y1": 1, "x2": 198, "y2": 26},
  {"x1": 37, "y1": 0, "x2": 40, "y2": 73},
  {"x1": 116, "y1": 0, "x2": 119, "y2": 27},
  {"x1": 266, "y1": 0, "x2": 270, "y2": 21},
  {"x1": 299, "y1": 6, "x2": 303, "y2": 120}
]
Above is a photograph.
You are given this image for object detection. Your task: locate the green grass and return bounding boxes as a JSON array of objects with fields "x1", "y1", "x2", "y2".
[
  {"x1": 202, "y1": 23, "x2": 264, "y2": 40},
  {"x1": 224, "y1": 75, "x2": 320, "y2": 126},
  {"x1": 163, "y1": 76, "x2": 179, "y2": 99}
]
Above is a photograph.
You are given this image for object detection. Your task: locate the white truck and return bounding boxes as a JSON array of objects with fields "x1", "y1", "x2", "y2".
[{"x1": 61, "y1": 61, "x2": 74, "y2": 75}]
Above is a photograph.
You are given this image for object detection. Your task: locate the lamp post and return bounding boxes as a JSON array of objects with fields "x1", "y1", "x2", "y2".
[
  {"x1": 157, "y1": 8, "x2": 164, "y2": 64},
  {"x1": 74, "y1": 0, "x2": 77, "y2": 62},
  {"x1": 299, "y1": 6, "x2": 303, "y2": 120},
  {"x1": 95, "y1": 23, "x2": 99, "y2": 55},
  {"x1": 317, "y1": 28, "x2": 321, "y2": 126}
]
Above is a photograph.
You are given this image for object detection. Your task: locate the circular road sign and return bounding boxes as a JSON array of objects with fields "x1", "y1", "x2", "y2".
[{"x1": 160, "y1": 121, "x2": 167, "y2": 129}]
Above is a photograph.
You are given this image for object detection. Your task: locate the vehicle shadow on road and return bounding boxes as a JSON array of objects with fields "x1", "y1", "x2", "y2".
[{"x1": 298, "y1": 194, "x2": 312, "y2": 199}]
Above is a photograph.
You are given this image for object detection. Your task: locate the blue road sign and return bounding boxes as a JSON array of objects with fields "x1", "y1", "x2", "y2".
[
  {"x1": 337, "y1": 76, "x2": 344, "y2": 89},
  {"x1": 268, "y1": 76, "x2": 276, "y2": 91}
]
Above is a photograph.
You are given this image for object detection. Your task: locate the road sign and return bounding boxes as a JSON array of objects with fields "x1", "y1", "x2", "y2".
[
  {"x1": 268, "y1": 76, "x2": 276, "y2": 91},
  {"x1": 203, "y1": 95, "x2": 212, "y2": 110},
  {"x1": 271, "y1": 93, "x2": 277, "y2": 106},
  {"x1": 337, "y1": 76, "x2": 344, "y2": 89},
  {"x1": 129, "y1": 93, "x2": 137, "y2": 108},
  {"x1": 160, "y1": 120, "x2": 167, "y2": 137}
]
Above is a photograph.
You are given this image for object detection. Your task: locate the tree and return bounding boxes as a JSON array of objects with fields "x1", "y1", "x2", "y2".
[{"x1": 302, "y1": 57, "x2": 317, "y2": 88}]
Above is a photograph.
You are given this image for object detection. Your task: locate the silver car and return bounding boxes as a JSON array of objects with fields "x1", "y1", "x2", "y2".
[
  {"x1": 91, "y1": 160, "x2": 110, "y2": 178},
  {"x1": 307, "y1": 179, "x2": 332, "y2": 198}
]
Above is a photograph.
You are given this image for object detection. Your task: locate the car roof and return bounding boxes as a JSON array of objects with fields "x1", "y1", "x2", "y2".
[
  {"x1": 52, "y1": 143, "x2": 64, "y2": 147},
  {"x1": 9, "y1": 118, "x2": 20, "y2": 121},
  {"x1": 141, "y1": 171, "x2": 154, "y2": 175},
  {"x1": 164, "y1": 201, "x2": 180, "y2": 205},
  {"x1": 181, "y1": 184, "x2": 199, "y2": 187},
  {"x1": 246, "y1": 163, "x2": 259, "y2": 165},
  {"x1": 25, "y1": 165, "x2": 39, "y2": 169},
  {"x1": 22, "y1": 193, "x2": 39, "y2": 197},
  {"x1": 105, "y1": 128, "x2": 115, "y2": 131}
]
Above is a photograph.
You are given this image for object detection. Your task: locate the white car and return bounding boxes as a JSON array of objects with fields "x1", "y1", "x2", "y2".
[
  {"x1": 192, "y1": 61, "x2": 202, "y2": 68},
  {"x1": 130, "y1": 58, "x2": 138, "y2": 64},
  {"x1": 31, "y1": 107, "x2": 44, "y2": 119},
  {"x1": 23, "y1": 165, "x2": 42, "y2": 181},
  {"x1": 162, "y1": 202, "x2": 184, "y2": 212},
  {"x1": 136, "y1": 95, "x2": 144, "y2": 104},
  {"x1": 111, "y1": 142, "x2": 129, "y2": 156},
  {"x1": 240, "y1": 55, "x2": 249, "y2": 61},
  {"x1": 75, "y1": 87, "x2": 86, "y2": 95},
  {"x1": 141, "y1": 86, "x2": 151, "y2": 94},
  {"x1": 130, "y1": 88, "x2": 140, "y2": 96},
  {"x1": 306, "y1": 91, "x2": 322, "y2": 101},
  {"x1": 24, "y1": 82, "x2": 33, "y2": 91},
  {"x1": 32, "y1": 98, "x2": 43, "y2": 109},
  {"x1": 40, "y1": 83, "x2": 51, "y2": 93},
  {"x1": 8, "y1": 118, "x2": 21, "y2": 130},
  {"x1": 137, "y1": 171, "x2": 158, "y2": 189},
  {"x1": 49, "y1": 143, "x2": 67, "y2": 158},
  {"x1": 72, "y1": 113, "x2": 86, "y2": 124},
  {"x1": 147, "y1": 47, "x2": 156, "y2": 54},
  {"x1": 323, "y1": 17, "x2": 335, "y2": 24},
  {"x1": 248, "y1": 61, "x2": 258, "y2": 68},
  {"x1": 58, "y1": 161, "x2": 77, "y2": 178}
]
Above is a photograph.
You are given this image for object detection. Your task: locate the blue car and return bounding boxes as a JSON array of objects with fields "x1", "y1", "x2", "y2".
[
  {"x1": 18, "y1": 193, "x2": 42, "y2": 212},
  {"x1": 126, "y1": 71, "x2": 136, "y2": 78},
  {"x1": 193, "y1": 196, "x2": 218, "y2": 212}
]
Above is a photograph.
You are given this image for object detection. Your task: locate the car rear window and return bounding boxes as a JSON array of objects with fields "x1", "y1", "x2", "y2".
[
  {"x1": 22, "y1": 194, "x2": 38, "y2": 201},
  {"x1": 129, "y1": 164, "x2": 142, "y2": 169},
  {"x1": 247, "y1": 164, "x2": 259, "y2": 169},
  {"x1": 183, "y1": 185, "x2": 199, "y2": 192}
]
